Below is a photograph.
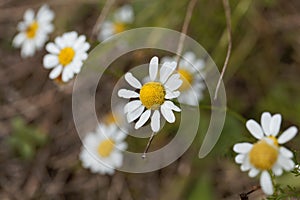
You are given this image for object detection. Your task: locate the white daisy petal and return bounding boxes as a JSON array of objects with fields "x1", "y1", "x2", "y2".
[
  {"x1": 24, "y1": 9, "x2": 35, "y2": 22},
  {"x1": 46, "y1": 42, "x2": 60, "y2": 54},
  {"x1": 261, "y1": 112, "x2": 271, "y2": 136},
  {"x1": 151, "y1": 110, "x2": 160, "y2": 132},
  {"x1": 43, "y1": 54, "x2": 59, "y2": 69},
  {"x1": 260, "y1": 171, "x2": 274, "y2": 195},
  {"x1": 165, "y1": 74, "x2": 182, "y2": 91},
  {"x1": 161, "y1": 105, "x2": 175, "y2": 123},
  {"x1": 278, "y1": 126, "x2": 298, "y2": 144},
  {"x1": 149, "y1": 56, "x2": 158, "y2": 81},
  {"x1": 248, "y1": 168, "x2": 259, "y2": 177},
  {"x1": 270, "y1": 114, "x2": 282, "y2": 136},
  {"x1": 235, "y1": 154, "x2": 245, "y2": 164},
  {"x1": 240, "y1": 157, "x2": 251, "y2": 171},
  {"x1": 49, "y1": 65, "x2": 63, "y2": 79},
  {"x1": 246, "y1": 120, "x2": 264, "y2": 139},
  {"x1": 124, "y1": 100, "x2": 142, "y2": 113},
  {"x1": 12, "y1": 33, "x2": 26, "y2": 48},
  {"x1": 233, "y1": 143, "x2": 253, "y2": 154},
  {"x1": 135, "y1": 110, "x2": 151, "y2": 129},
  {"x1": 272, "y1": 164, "x2": 283, "y2": 176},
  {"x1": 125, "y1": 72, "x2": 142, "y2": 89},
  {"x1": 165, "y1": 90, "x2": 180, "y2": 99},
  {"x1": 278, "y1": 155, "x2": 295, "y2": 171},
  {"x1": 279, "y1": 146, "x2": 294, "y2": 158},
  {"x1": 118, "y1": 89, "x2": 139, "y2": 99},
  {"x1": 163, "y1": 101, "x2": 181, "y2": 112},
  {"x1": 159, "y1": 61, "x2": 176, "y2": 84},
  {"x1": 127, "y1": 105, "x2": 144, "y2": 123}
]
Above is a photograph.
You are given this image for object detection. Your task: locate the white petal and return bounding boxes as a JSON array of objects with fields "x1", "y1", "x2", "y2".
[
  {"x1": 248, "y1": 168, "x2": 259, "y2": 177},
  {"x1": 54, "y1": 36, "x2": 66, "y2": 49},
  {"x1": 43, "y1": 54, "x2": 59, "y2": 69},
  {"x1": 12, "y1": 33, "x2": 26, "y2": 47},
  {"x1": 135, "y1": 110, "x2": 151, "y2": 129},
  {"x1": 46, "y1": 42, "x2": 60, "y2": 54},
  {"x1": 279, "y1": 146, "x2": 294, "y2": 158},
  {"x1": 24, "y1": 9, "x2": 34, "y2": 22},
  {"x1": 278, "y1": 126, "x2": 298, "y2": 144},
  {"x1": 260, "y1": 171, "x2": 274, "y2": 195},
  {"x1": 277, "y1": 155, "x2": 295, "y2": 171},
  {"x1": 272, "y1": 164, "x2": 283, "y2": 176},
  {"x1": 164, "y1": 74, "x2": 182, "y2": 91},
  {"x1": 163, "y1": 101, "x2": 181, "y2": 112},
  {"x1": 159, "y1": 61, "x2": 176, "y2": 84},
  {"x1": 21, "y1": 41, "x2": 35, "y2": 58},
  {"x1": 125, "y1": 72, "x2": 142, "y2": 89},
  {"x1": 151, "y1": 110, "x2": 160, "y2": 132},
  {"x1": 235, "y1": 154, "x2": 245, "y2": 164},
  {"x1": 165, "y1": 90, "x2": 180, "y2": 99},
  {"x1": 270, "y1": 114, "x2": 282, "y2": 136},
  {"x1": 246, "y1": 120, "x2": 264, "y2": 139},
  {"x1": 118, "y1": 89, "x2": 139, "y2": 99},
  {"x1": 127, "y1": 106, "x2": 144, "y2": 123},
  {"x1": 233, "y1": 143, "x2": 253, "y2": 154},
  {"x1": 241, "y1": 157, "x2": 251, "y2": 171},
  {"x1": 61, "y1": 66, "x2": 74, "y2": 82},
  {"x1": 149, "y1": 56, "x2": 158, "y2": 81},
  {"x1": 124, "y1": 100, "x2": 142, "y2": 113},
  {"x1": 161, "y1": 105, "x2": 175, "y2": 123},
  {"x1": 261, "y1": 112, "x2": 271, "y2": 136},
  {"x1": 49, "y1": 65, "x2": 62, "y2": 79}
]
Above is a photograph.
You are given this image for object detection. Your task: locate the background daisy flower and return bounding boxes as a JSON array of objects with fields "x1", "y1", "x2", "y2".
[
  {"x1": 43, "y1": 31, "x2": 90, "y2": 83},
  {"x1": 162, "y1": 52, "x2": 206, "y2": 106},
  {"x1": 98, "y1": 4, "x2": 134, "y2": 41},
  {"x1": 233, "y1": 112, "x2": 298, "y2": 195},
  {"x1": 12, "y1": 4, "x2": 54, "y2": 58},
  {"x1": 118, "y1": 56, "x2": 182, "y2": 133},
  {"x1": 79, "y1": 123, "x2": 127, "y2": 175}
]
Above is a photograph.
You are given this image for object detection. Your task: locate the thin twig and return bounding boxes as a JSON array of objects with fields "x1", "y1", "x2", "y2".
[
  {"x1": 214, "y1": 0, "x2": 232, "y2": 100},
  {"x1": 142, "y1": 132, "x2": 155, "y2": 159},
  {"x1": 90, "y1": 0, "x2": 116, "y2": 40},
  {"x1": 175, "y1": 0, "x2": 198, "y2": 69}
]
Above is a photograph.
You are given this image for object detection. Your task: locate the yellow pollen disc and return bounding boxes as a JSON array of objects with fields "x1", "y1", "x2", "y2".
[
  {"x1": 139, "y1": 82, "x2": 165, "y2": 110},
  {"x1": 249, "y1": 140, "x2": 278, "y2": 170},
  {"x1": 114, "y1": 22, "x2": 126, "y2": 33},
  {"x1": 178, "y1": 69, "x2": 193, "y2": 91},
  {"x1": 103, "y1": 112, "x2": 118, "y2": 125},
  {"x1": 58, "y1": 47, "x2": 75, "y2": 66},
  {"x1": 26, "y1": 21, "x2": 39, "y2": 39},
  {"x1": 97, "y1": 139, "x2": 115, "y2": 157}
]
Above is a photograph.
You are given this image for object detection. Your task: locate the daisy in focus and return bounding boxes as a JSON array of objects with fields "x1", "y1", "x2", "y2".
[
  {"x1": 12, "y1": 4, "x2": 54, "y2": 58},
  {"x1": 98, "y1": 4, "x2": 134, "y2": 41},
  {"x1": 43, "y1": 31, "x2": 90, "y2": 83},
  {"x1": 118, "y1": 56, "x2": 182, "y2": 133},
  {"x1": 233, "y1": 112, "x2": 298, "y2": 195},
  {"x1": 162, "y1": 52, "x2": 205, "y2": 106},
  {"x1": 79, "y1": 123, "x2": 127, "y2": 175}
]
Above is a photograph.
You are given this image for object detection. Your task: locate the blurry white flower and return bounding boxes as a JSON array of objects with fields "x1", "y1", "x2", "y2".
[
  {"x1": 118, "y1": 56, "x2": 182, "y2": 133},
  {"x1": 12, "y1": 4, "x2": 54, "y2": 58},
  {"x1": 162, "y1": 52, "x2": 205, "y2": 106},
  {"x1": 98, "y1": 4, "x2": 134, "y2": 41},
  {"x1": 43, "y1": 31, "x2": 90, "y2": 82},
  {"x1": 103, "y1": 104, "x2": 128, "y2": 130},
  {"x1": 233, "y1": 112, "x2": 297, "y2": 195},
  {"x1": 79, "y1": 123, "x2": 127, "y2": 175}
]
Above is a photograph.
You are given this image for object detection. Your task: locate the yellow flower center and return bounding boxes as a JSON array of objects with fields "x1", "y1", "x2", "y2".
[
  {"x1": 139, "y1": 82, "x2": 165, "y2": 110},
  {"x1": 58, "y1": 47, "x2": 75, "y2": 66},
  {"x1": 249, "y1": 139, "x2": 279, "y2": 170},
  {"x1": 97, "y1": 139, "x2": 115, "y2": 157},
  {"x1": 178, "y1": 69, "x2": 193, "y2": 91},
  {"x1": 103, "y1": 112, "x2": 118, "y2": 125},
  {"x1": 114, "y1": 22, "x2": 126, "y2": 33},
  {"x1": 26, "y1": 21, "x2": 39, "y2": 39}
]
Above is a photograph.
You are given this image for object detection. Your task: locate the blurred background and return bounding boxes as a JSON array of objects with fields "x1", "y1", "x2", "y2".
[{"x1": 1, "y1": 0, "x2": 300, "y2": 199}]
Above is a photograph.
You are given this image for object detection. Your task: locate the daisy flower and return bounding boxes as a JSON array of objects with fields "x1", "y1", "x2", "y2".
[
  {"x1": 118, "y1": 56, "x2": 182, "y2": 133},
  {"x1": 233, "y1": 112, "x2": 298, "y2": 195},
  {"x1": 98, "y1": 4, "x2": 134, "y2": 41},
  {"x1": 79, "y1": 123, "x2": 127, "y2": 175},
  {"x1": 43, "y1": 31, "x2": 90, "y2": 83},
  {"x1": 162, "y1": 52, "x2": 205, "y2": 106},
  {"x1": 12, "y1": 4, "x2": 54, "y2": 58}
]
